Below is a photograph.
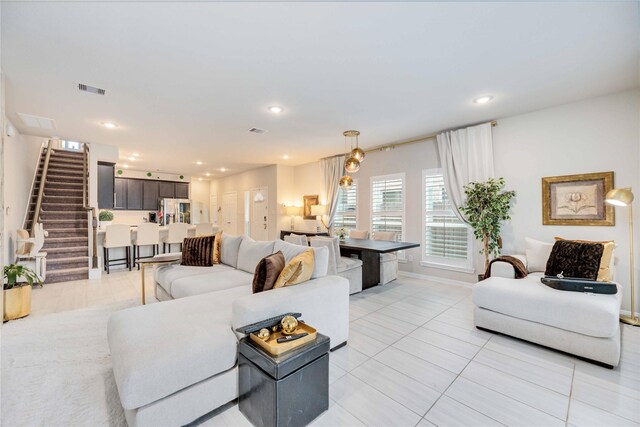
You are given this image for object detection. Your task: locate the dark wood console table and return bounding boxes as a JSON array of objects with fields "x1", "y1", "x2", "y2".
[
  {"x1": 339, "y1": 239, "x2": 421, "y2": 290},
  {"x1": 279, "y1": 230, "x2": 329, "y2": 241}
]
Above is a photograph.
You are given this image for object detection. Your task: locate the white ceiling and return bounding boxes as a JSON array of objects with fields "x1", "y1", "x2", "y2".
[{"x1": 2, "y1": 2, "x2": 638, "y2": 177}]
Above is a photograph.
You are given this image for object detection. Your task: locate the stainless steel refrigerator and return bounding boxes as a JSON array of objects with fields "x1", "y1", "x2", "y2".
[{"x1": 159, "y1": 199, "x2": 191, "y2": 225}]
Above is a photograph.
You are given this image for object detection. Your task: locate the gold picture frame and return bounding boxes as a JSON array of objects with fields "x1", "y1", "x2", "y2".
[
  {"x1": 542, "y1": 171, "x2": 614, "y2": 226},
  {"x1": 303, "y1": 195, "x2": 319, "y2": 220}
]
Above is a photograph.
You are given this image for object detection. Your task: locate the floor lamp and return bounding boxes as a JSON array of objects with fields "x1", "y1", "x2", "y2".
[{"x1": 605, "y1": 187, "x2": 639, "y2": 326}]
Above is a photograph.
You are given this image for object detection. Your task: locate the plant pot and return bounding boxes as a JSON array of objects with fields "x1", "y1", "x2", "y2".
[
  {"x1": 3, "y1": 285, "x2": 32, "y2": 321},
  {"x1": 99, "y1": 221, "x2": 112, "y2": 230}
]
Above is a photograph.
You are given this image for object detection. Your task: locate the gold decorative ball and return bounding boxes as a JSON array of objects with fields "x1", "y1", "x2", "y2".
[
  {"x1": 257, "y1": 328, "x2": 270, "y2": 341},
  {"x1": 280, "y1": 315, "x2": 299, "y2": 335}
]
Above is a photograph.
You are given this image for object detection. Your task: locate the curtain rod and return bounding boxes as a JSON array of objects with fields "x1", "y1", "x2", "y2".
[{"x1": 321, "y1": 120, "x2": 497, "y2": 160}]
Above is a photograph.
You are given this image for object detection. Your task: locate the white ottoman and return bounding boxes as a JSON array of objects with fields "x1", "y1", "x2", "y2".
[{"x1": 472, "y1": 274, "x2": 622, "y2": 367}]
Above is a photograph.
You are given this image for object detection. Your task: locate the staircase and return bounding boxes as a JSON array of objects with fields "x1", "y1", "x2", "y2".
[{"x1": 25, "y1": 148, "x2": 89, "y2": 283}]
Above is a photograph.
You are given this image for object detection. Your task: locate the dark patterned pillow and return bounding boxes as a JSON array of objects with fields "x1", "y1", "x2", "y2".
[
  {"x1": 544, "y1": 240, "x2": 604, "y2": 280},
  {"x1": 181, "y1": 235, "x2": 215, "y2": 267},
  {"x1": 252, "y1": 251, "x2": 286, "y2": 293}
]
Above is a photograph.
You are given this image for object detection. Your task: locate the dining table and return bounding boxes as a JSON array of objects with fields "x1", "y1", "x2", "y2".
[{"x1": 338, "y1": 238, "x2": 421, "y2": 290}]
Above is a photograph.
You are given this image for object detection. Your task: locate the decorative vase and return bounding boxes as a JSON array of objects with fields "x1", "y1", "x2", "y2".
[
  {"x1": 99, "y1": 221, "x2": 112, "y2": 230},
  {"x1": 3, "y1": 285, "x2": 32, "y2": 321}
]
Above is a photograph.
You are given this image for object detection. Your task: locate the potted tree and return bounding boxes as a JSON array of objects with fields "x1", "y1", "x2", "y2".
[
  {"x1": 460, "y1": 177, "x2": 516, "y2": 280},
  {"x1": 99, "y1": 209, "x2": 114, "y2": 230},
  {"x1": 3, "y1": 264, "x2": 42, "y2": 321}
]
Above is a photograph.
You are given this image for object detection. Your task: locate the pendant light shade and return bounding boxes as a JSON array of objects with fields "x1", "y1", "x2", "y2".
[
  {"x1": 344, "y1": 130, "x2": 365, "y2": 164},
  {"x1": 344, "y1": 156, "x2": 360, "y2": 173},
  {"x1": 350, "y1": 146, "x2": 365, "y2": 162},
  {"x1": 339, "y1": 175, "x2": 353, "y2": 188}
]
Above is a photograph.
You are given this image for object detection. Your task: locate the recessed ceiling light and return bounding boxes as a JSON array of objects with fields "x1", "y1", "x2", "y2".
[
  {"x1": 473, "y1": 95, "x2": 493, "y2": 104},
  {"x1": 128, "y1": 157, "x2": 135, "y2": 161},
  {"x1": 122, "y1": 164, "x2": 129, "y2": 168},
  {"x1": 268, "y1": 106, "x2": 284, "y2": 114},
  {"x1": 102, "y1": 122, "x2": 118, "y2": 128},
  {"x1": 220, "y1": 167, "x2": 226, "y2": 172},
  {"x1": 198, "y1": 177, "x2": 203, "y2": 181},
  {"x1": 196, "y1": 161, "x2": 203, "y2": 165},
  {"x1": 132, "y1": 152, "x2": 139, "y2": 157},
  {"x1": 282, "y1": 155, "x2": 289, "y2": 160},
  {"x1": 205, "y1": 173, "x2": 211, "y2": 177}
]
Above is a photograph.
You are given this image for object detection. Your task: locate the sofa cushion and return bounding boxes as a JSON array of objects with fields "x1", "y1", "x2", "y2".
[
  {"x1": 274, "y1": 240, "x2": 328, "y2": 279},
  {"x1": 107, "y1": 287, "x2": 250, "y2": 410},
  {"x1": 181, "y1": 235, "x2": 215, "y2": 267},
  {"x1": 472, "y1": 275, "x2": 622, "y2": 338},
  {"x1": 525, "y1": 237, "x2": 552, "y2": 272},
  {"x1": 154, "y1": 264, "x2": 234, "y2": 295},
  {"x1": 237, "y1": 239, "x2": 276, "y2": 274},
  {"x1": 253, "y1": 251, "x2": 286, "y2": 293},
  {"x1": 170, "y1": 269, "x2": 254, "y2": 299},
  {"x1": 310, "y1": 238, "x2": 338, "y2": 275},
  {"x1": 310, "y1": 236, "x2": 341, "y2": 272},
  {"x1": 221, "y1": 234, "x2": 244, "y2": 268}
]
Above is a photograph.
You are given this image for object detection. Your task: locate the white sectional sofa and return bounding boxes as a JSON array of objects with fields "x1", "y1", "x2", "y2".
[
  {"x1": 473, "y1": 249, "x2": 622, "y2": 368},
  {"x1": 108, "y1": 235, "x2": 350, "y2": 427}
]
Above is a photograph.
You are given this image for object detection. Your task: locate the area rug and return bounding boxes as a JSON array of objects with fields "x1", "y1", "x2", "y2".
[{"x1": 1, "y1": 300, "x2": 136, "y2": 427}]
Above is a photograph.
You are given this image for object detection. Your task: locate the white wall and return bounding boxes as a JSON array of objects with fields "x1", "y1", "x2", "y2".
[
  {"x1": 289, "y1": 90, "x2": 640, "y2": 311},
  {"x1": 210, "y1": 165, "x2": 279, "y2": 240}
]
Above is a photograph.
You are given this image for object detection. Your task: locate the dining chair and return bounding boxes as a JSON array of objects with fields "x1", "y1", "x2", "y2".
[
  {"x1": 162, "y1": 223, "x2": 190, "y2": 253},
  {"x1": 373, "y1": 231, "x2": 398, "y2": 284},
  {"x1": 348, "y1": 229, "x2": 369, "y2": 239},
  {"x1": 104, "y1": 224, "x2": 132, "y2": 274},
  {"x1": 132, "y1": 223, "x2": 160, "y2": 269},
  {"x1": 284, "y1": 233, "x2": 309, "y2": 246},
  {"x1": 195, "y1": 223, "x2": 213, "y2": 236}
]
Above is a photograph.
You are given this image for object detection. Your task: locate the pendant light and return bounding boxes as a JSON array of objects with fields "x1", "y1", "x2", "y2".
[
  {"x1": 343, "y1": 130, "x2": 361, "y2": 173},
  {"x1": 345, "y1": 130, "x2": 365, "y2": 163},
  {"x1": 344, "y1": 156, "x2": 360, "y2": 173},
  {"x1": 339, "y1": 132, "x2": 353, "y2": 188}
]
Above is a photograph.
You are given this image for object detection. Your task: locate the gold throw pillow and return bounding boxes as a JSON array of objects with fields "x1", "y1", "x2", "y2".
[
  {"x1": 212, "y1": 230, "x2": 222, "y2": 264},
  {"x1": 273, "y1": 249, "x2": 315, "y2": 288},
  {"x1": 554, "y1": 237, "x2": 615, "y2": 282}
]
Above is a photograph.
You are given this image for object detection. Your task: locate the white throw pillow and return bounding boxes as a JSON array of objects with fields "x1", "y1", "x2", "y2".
[
  {"x1": 237, "y1": 238, "x2": 275, "y2": 274},
  {"x1": 525, "y1": 237, "x2": 554, "y2": 273},
  {"x1": 221, "y1": 234, "x2": 244, "y2": 268}
]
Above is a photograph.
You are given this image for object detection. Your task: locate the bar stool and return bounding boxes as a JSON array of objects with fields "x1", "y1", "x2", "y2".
[
  {"x1": 162, "y1": 223, "x2": 189, "y2": 253},
  {"x1": 195, "y1": 222, "x2": 213, "y2": 236},
  {"x1": 103, "y1": 224, "x2": 132, "y2": 274},
  {"x1": 373, "y1": 231, "x2": 398, "y2": 285},
  {"x1": 132, "y1": 223, "x2": 160, "y2": 269}
]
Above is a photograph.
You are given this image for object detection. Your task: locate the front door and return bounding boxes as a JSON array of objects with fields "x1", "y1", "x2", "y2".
[{"x1": 250, "y1": 187, "x2": 268, "y2": 241}]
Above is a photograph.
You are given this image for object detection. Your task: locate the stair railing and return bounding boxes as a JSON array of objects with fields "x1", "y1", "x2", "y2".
[
  {"x1": 82, "y1": 143, "x2": 99, "y2": 269},
  {"x1": 31, "y1": 139, "x2": 53, "y2": 235},
  {"x1": 22, "y1": 140, "x2": 49, "y2": 230}
]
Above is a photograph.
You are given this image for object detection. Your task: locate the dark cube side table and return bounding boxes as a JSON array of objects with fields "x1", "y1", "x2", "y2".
[{"x1": 238, "y1": 333, "x2": 330, "y2": 427}]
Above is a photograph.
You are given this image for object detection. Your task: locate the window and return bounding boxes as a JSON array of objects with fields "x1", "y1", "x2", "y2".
[
  {"x1": 334, "y1": 179, "x2": 358, "y2": 230},
  {"x1": 61, "y1": 140, "x2": 82, "y2": 151},
  {"x1": 371, "y1": 173, "x2": 405, "y2": 241},
  {"x1": 422, "y1": 169, "x2": 473, "y2": 271}
]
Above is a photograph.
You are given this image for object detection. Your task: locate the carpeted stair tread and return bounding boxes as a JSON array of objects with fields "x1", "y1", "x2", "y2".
[
  {"x1": 45, "y1": 228, "x2": 89, "y2": 238},
  {"x1": 45, "y1": 267, "x2": 89, "y2": 283},
  {"x1": 34, "y1": 180, "x2": 84, "y2": 188},
  {"x1": 47, "y1": 256, "x2": 89, "y2": 271},
  {"x1": 36, "y1": 174, "x2": 84, "y2": 182},
  {"x1": 38, "y1": 168, "x2": 84, "y2": 176},
  {"x1": 45, "y1": 246, "x2": 89, "y2": 259},
  {"x1": 41, "y1": 158, "x2": 84, "y2": 166}
]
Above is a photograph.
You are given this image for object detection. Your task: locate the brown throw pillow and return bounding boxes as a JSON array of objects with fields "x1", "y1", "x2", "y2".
[
  {"x1": 545, "y1": 240, "x2": 604, "y2": 280},
  {"x1": 252, "y1": 251, "x2": 286, "y2": 293},
  {"x1": 181, "y1": 235, "x2": 215, "y2": 267},
  {"x1": 554, "y1": 237, "x2": 615, "y2": 282},
  {"x1": 212, "y1": 230, "x2": 223, "y2": 264}
]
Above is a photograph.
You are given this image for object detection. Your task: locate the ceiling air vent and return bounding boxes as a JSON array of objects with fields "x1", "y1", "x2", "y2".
[
  {"x1": 78, "y1": 83, "x2": 106, "y2": 95},
  {"x1": 17, "y1": 113, "x2": 56, "y2": 130},
  {"x1": 248, "y1": 127, "x2": 267, "y2": 135}
]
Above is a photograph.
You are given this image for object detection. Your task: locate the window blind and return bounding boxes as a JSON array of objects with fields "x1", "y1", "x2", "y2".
[
  {"x1": 334, "y1": 180, "x2": 357, "y2": 230},
  {"x1": 371, "y1": 175, "x2": 404, "y2": 240}
]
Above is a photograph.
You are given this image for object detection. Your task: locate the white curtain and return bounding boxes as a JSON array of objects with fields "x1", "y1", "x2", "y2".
[
  {"x1": 436, "y1": 122, "x2": 494, "y2": 223},
  {"x1": 320, "y1": 155, "x2": 345, "y2": 229}
]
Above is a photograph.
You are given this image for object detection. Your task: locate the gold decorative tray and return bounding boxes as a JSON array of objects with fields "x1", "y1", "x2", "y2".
[{"x1": 249, "y1": 323, "x2": 317, "y2": 356}]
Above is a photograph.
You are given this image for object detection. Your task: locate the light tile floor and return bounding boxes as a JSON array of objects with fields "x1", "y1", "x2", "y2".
[{"x1": 30, "y1": 269, "x2": 640, "y2": 427}]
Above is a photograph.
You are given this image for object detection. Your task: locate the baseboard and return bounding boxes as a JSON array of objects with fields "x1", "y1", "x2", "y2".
[
  {"x1": 88, "y1": 268, "x2": 102, "y2": 280},
  {"x1": 398, "y1": 270, "x2": 473, "y2": 288}
]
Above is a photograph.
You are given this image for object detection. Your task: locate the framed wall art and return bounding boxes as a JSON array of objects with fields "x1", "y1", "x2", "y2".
[
  {"x1": 303, "y1": 195, "x2": 319, "y2": 220},
  {"x1": 542, "y1": 171, "x2": 614, "y2": 226}
]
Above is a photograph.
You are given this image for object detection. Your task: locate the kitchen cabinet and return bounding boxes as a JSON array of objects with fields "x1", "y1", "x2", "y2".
[
  {"x1": 97, "y1": 162, "x2": 115, "y2": 209},
  {"x1": 114, "y1": 178, "x2": 127, "y2": 210},
  {"x1": 159, "y1": 181, "x2": 175, "y2": 198},
  {"x1": 143, "y1": 181, "x2": 159, "y2": 211},
  {"x1": 126, "y1": 179, "x2": 144, "y2": 210},
  {"x1": 175, "y1": 182, "x2": 189, "y2": 199}
]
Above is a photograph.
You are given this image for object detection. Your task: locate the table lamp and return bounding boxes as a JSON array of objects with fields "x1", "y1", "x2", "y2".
[
  {"x1": 285, "y1": 206, "x2": 302, "y2": 231},
  {"x1": 605, "y1": 187, "x2": 639, "y2": 326},
  {"x1": 310, "y1": 205, "x2": 328, "y2": 232}
]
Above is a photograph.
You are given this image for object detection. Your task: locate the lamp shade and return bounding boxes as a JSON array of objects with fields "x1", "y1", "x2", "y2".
[
  {"x1": 286, "y1": 206, "x2": 302, "y2": 216},
  {"x1": 311, "y1": 204, "x2": 328, "y2": 216},
  {"x1": 344, "y1": 156, "x2": 360, "y2": 173},
  {"x1": 605, "y1": 188, "x2": 634, "y2": 207}
]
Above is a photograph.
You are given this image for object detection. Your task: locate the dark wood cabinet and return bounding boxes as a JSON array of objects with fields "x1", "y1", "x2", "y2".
[
  {"x1": 126, "y1": 179, "x2": 144, "y2": 210},
  {"x1": 143, "y1": 181, "x2": 159, "y2": 211},
  {"x1": 159, "y1": 181, "x2": 175, "y2": 198},
  {"x1": 175, "y1": 182, "x2": 189, "y2": 199},
  {"x1": 114, "y1": 178, "x2": 127, "y2": 210},
  {"x1": 97, "y1": 162, "x2": 115, "y2": 209}
]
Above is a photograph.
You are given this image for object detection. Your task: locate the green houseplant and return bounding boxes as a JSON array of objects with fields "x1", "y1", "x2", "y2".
[
  {"x1": 460, "y1": 177, "x2": 516, "y2": 273},
  {"x1": 3, "y1": 264, "x2": 42, "y2": 321},
  {"x1": 99, "y1": 210, "x2": 114, "y2": 229}
]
